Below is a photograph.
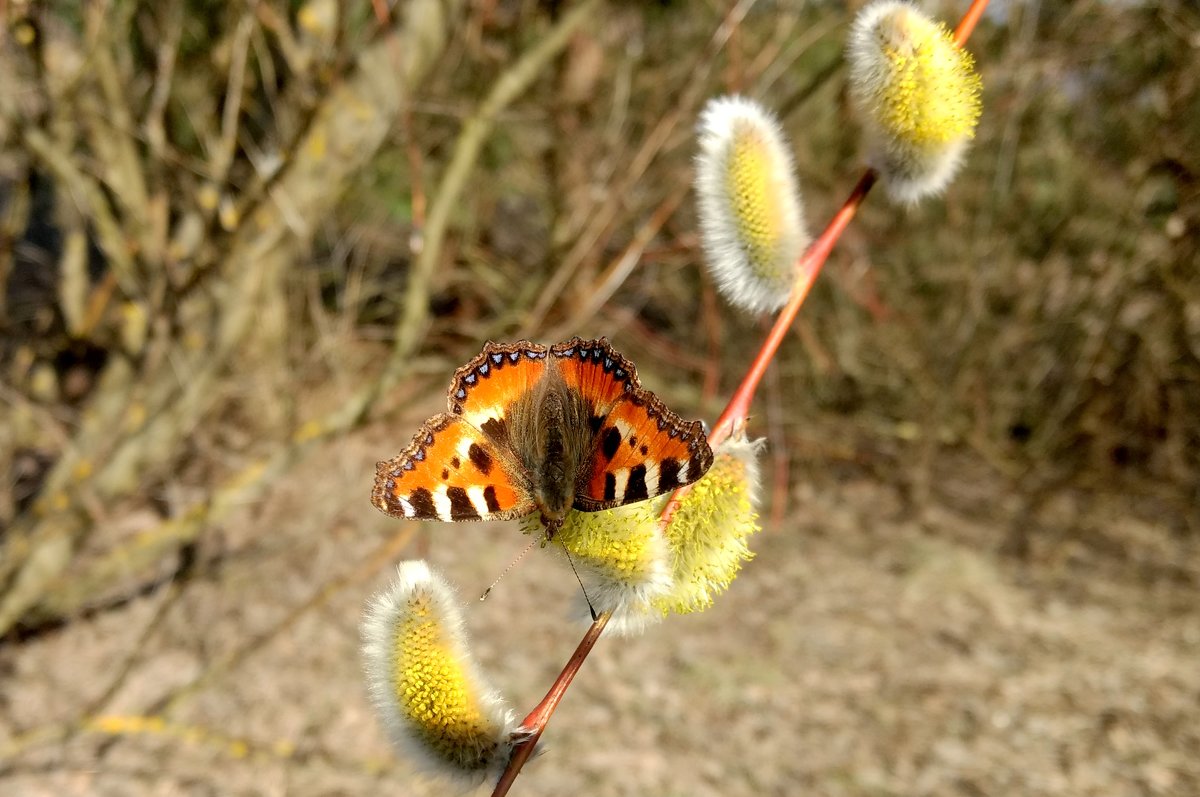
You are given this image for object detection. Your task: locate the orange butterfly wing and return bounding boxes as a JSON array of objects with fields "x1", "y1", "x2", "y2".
[
  {"x1": 445, "y1": 341, "x2": 549, "y2": 447},
  {"x1": 550, "y1": 338, "x2": 714, "y2": 511},
  {"x1": 371, "y1": 413, "x2": 536, "y2": 521}
]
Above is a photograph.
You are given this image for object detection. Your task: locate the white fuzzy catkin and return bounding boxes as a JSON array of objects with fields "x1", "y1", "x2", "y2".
[
  {"x1": 361, "y1": 561, "x2": 516, "y2": 787},
  {"x1": 847, "y1": 0, "x2": 982, "y2": 204},
  {"x1": 657, "y1": 434, "x2": 763, "y2": 615},
  {"x1": 527, "y1": 499, "x2": 674, "y2": 636},
  {"x1": 695, "y1": 96, "x2": 810, "y2": 315}
]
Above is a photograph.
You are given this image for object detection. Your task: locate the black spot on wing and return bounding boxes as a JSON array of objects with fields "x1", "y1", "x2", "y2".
[
  {"x1": 604, "y1": 472, "x2": 617, "y2": 502},
  {"x1": 447, "y1": 486, "x2": 478, "y2": 520},
  {"x1": 601, "y1": 427, "x2": 621, "y2": 461},
  {"x1": 626, "y1": 464, "x2": 648, "y2": 501},
  {"x1": 450, "y1": 456, "x2": 461, "y2": 469},
  {"x1": 481, "y1": 417, "x2": 508, "y2": 443},
  {"x1": 483, "y1": 485, "x2": 501, "y2": 513},
  {"x1": 409, "y1": 487, "x2": 437, "y2": 518},
  {"x1": 588, "y1": 415, "x2": 604, "y2": 434},
  {"x1": 468, "y1": 442, "x2": 493, "y2": 475},
  {"x1": 658, "y1": 458, "x2": 682, "y2": 491},
  {"x1": 441, "y1": 468, "x2": 449, "y2": 480}
]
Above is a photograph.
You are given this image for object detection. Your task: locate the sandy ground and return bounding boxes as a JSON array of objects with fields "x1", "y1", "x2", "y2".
[{"x1": 2, "y1": 426, "x2": 1197, "y2": 797}]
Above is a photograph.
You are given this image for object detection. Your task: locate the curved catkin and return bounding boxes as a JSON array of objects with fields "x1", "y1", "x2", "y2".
[
  {"x1": 360, "y1": 561, "x2": 516, "y2": 786},
  {"x1": 657, "y1": 435, "x2": 763, "y2": 615},
  {"x1": 695, "y1": 96, "x2": 810, "y2": 315},
  {"x1": 524, "y1": 500, "x2": 673, "y2": 636},
  {"x1": 847, "y1": 0, "x2": 983, "y2": 204}
]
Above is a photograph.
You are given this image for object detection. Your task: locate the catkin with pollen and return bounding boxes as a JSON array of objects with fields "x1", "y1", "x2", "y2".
[
  {"x1": 847, "y1": 0, "x2": 982, "y2": 204},
  {"x1": 694, "y1": 96, "x2": 810, "y2": 315}
]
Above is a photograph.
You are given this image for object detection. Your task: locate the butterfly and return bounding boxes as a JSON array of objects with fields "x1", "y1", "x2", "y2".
[{"x1": 371, "y1": 337, "x2": 714, "y2": 538}]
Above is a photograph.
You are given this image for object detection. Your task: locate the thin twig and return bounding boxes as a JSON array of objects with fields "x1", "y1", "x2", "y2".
[
  {"x1": 144, "y1": 0, "x2": 184, "y2": 161},
  {"x1": 489, "y1": 3, "x2": 993, "y2": 789},
  {"x1": 84, "y1": 3, "x2": 152, "y2": 260},
  {"x1": 390, "y1": 0, "x2": 601, "y2": 368},
  {"x1": 0, "y1": 0, "x2": 469, "y2": 638},
  {"x1": 709, "y1": 170, "x2": 877, "y2": 447},
  {"x1": 522, "y1": 0, "x2": 759, "y2": 335},
  {"x1": 545, "y1": 183, "x2": 689, "y2": 341},
  {"x1": 22, "y1": 129, "x2": 139, "y2": 294},
  {"x1": 211, "y1": 13, "x2": 255, "y2": 184},
  {"x1": 490, "y1": 611, "x2": 611, "y2": 797},
  {"x1": 954, "y1": 0, "x2": 989, "y2": 45}
]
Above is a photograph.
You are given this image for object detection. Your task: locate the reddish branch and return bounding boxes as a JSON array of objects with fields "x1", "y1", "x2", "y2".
[
  {"x1": 490, "y1": 612, "x2": 610, "y2": 797},
  {"x1": 490, "y1": 1, "x2": 989, "y2": 793}
]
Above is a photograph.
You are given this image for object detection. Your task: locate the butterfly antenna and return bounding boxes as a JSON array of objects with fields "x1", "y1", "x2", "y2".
[
  {"x1": 479, "y1": 537, "x2": 539, "y2": 601},
  {"x1": 561, "y1": 547, "x2": 598, "y2": 621}
]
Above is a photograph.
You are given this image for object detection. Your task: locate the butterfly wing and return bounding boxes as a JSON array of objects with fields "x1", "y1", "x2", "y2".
[
  {"x1": 445, "y1": 341, "x2": 550, "y2": 446},
  {"x1": 372, "y1": 414, "x2": 537, "y2": 521},
  {"x1": 551, "y1": 337, "x2": 714, "y2": 511}
]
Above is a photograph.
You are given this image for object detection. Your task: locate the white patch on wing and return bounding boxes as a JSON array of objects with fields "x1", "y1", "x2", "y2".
[
  {"x1": 398, "y1": 497, "x2": 416, "y2": 518},
  {"x1": 642, "y1": 461, "x2": 660, "y2": 495},
  {"x1": 611, "y1": 418, "x2": 635, "y2": 441},
  {"x1": 467, "y1": 486, "x2": 492, "y2": 517},
  {"x1": 431, "y1": 487, "x2": 453, "y2": 521},
  {"x1": 611, "y1": 468, "x2": 630, "y2": 501},
  {"x1": 455, "y1": 434, "x2": 477, "y2": 462},
  {"x1": 462, "y1": 407, "x2": 504, "y2": 431}
]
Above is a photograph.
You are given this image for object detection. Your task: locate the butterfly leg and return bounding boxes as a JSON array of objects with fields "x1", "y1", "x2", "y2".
[{"x1": 541, "y1": 515, "x2": 563, "y2": 542}]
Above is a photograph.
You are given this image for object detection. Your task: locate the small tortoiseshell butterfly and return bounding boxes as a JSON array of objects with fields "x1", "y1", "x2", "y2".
[{"x1": 371, "y1": 337, "x2": 714, "y2": 538}]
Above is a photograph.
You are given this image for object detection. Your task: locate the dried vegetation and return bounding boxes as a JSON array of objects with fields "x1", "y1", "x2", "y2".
[{"x1": 0, "y1": 0, "x2": 1197, "y2": 794}]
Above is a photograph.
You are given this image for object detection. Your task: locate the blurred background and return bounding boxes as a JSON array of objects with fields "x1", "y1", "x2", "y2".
[{"x1": 1, "y1": 0, "x2": 1196, "y2": 794}]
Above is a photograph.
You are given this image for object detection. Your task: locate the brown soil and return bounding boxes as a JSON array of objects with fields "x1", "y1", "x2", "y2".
[{"x1": 2, "y1": 425, "x2": 1196, "y2": 796}]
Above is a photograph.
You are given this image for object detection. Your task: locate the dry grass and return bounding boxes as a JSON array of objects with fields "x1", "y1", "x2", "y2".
[{"x1": 1, "y1": 0, "x2": 1198, "y2": 794}]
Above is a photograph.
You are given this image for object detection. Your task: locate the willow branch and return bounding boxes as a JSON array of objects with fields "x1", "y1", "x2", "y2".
[
  {"x1": 491, "y1": 611, "x2": 611, "y2": 797},
  {"x1": 489, "y1": 3, "x2": 991, "y2": 792},
  {"x1": 709, "y1": 170, "x2": 877, "y2": 447}
]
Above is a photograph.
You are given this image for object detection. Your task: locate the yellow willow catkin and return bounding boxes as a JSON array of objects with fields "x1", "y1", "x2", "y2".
[
  {"x1": 847, "y1": 0, "x2": 982, "y2": 204},
  {"x1": 657, "y1": 435, "x2": 763, "y2": 615},
  {"x1": 523, "y1": 500, "x2": 672, "y2": 636},
  {"x1": 361, "y1": 561, "x2": 515, "y2": 785},
  {"x1": 695, "y1": 96, "x2": 810, "y2": 315},
  {"x1": 529, "y1": 437, "x2": 764, "y2": 628}
]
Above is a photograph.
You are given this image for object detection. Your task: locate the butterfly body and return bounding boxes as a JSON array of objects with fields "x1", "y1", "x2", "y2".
[
  {"x1": 372, "y1": 338, "x2": 713, "y2": 537},
  {"x1": 494, "y1": 362, "x2": 593, "y2": 529}
]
